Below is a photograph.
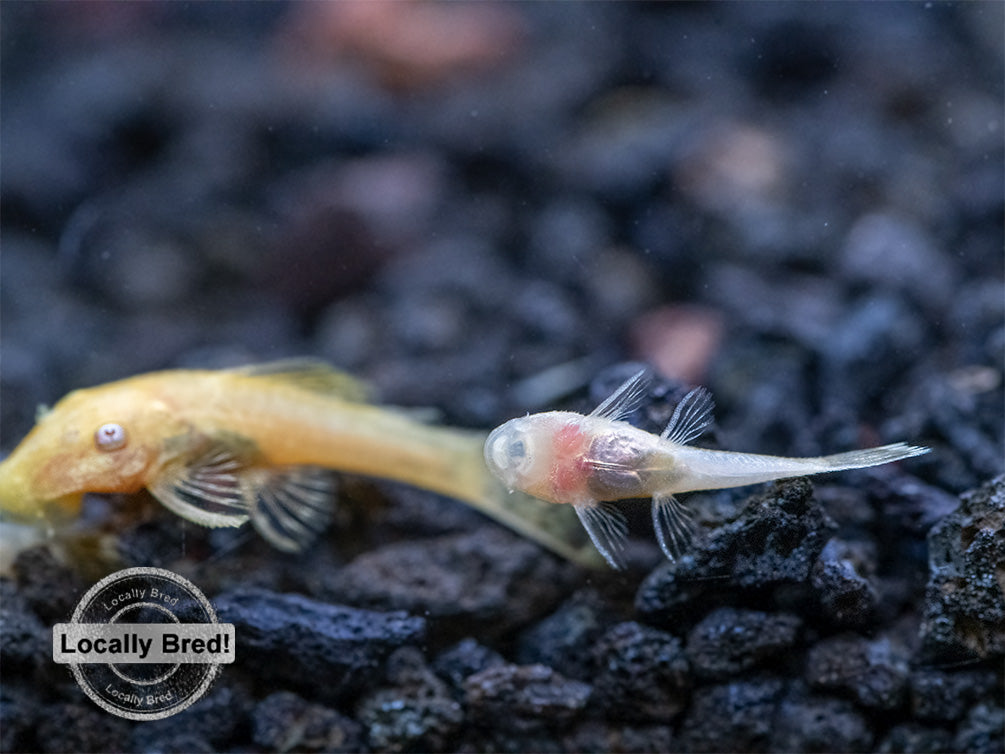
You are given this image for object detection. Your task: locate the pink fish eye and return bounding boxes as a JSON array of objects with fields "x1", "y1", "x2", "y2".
[{"x1": 94, "y1": 423, "x2": 127, "y2": 451}]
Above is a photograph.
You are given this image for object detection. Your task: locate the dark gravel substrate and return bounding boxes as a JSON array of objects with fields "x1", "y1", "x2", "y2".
[{"x1": 1, "y1": 3, "x2": 1002, "y2": 753}]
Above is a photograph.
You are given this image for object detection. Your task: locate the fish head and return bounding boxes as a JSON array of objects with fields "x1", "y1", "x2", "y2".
[
  {"x1": 0, "y1": 379, "x2": 176, "y2": 522},
  {"x1": 484, "y1": 412, "x2": 569, "y2": 501}
]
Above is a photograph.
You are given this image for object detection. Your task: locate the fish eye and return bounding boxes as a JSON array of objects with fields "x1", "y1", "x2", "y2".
[
  {"x1": 493, "y1": 431, "x2": 531, "y2": 471},
  {"x1": 94, "y1": 423, "x2": 127, "y2": 451},
  {"x1": 508, "y1": 439, "x2": 526, "y2": 460}
]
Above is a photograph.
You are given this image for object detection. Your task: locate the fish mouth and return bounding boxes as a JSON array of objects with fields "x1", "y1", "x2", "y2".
[{"x1": 0, "y1": 481, "x2": 83, "y2": 526}]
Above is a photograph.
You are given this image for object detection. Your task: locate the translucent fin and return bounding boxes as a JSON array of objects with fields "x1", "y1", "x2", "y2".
[
  {"x1": 815, "y1": 442, "x2": 930, "y2": 471},
  {"x1": 589, "y1": 369, "x2": 652, "y2": 422},
  {"x1": 574, "y1": 502, "x2": 629, "y2": 570},
  {"x1": 660, "y1": 387, "x2": 714, "y2": 445},
  {"x1": 651, "y1": 493, "x2": 693, "y2": 561},
  {"x1": 148, "y1": 445, "x2": 250, "y2": 529},
  {"x1": 234, "y1": 359, "x2": 371, "y2": 402},
  {"x1": 248, "y1": 466, "x2": 336, "y2": 552}
]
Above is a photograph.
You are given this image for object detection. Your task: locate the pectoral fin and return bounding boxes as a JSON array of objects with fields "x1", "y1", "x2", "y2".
[
  {"x1": 651, "y1": 492, "x2": 693, "y2": 561},
  {"x1": 246, "y1": 466, "x2": 335, "y2": 552},
  {"x1": 574, "y1": 502, "x2": 628, "y2": 570},
  {"x1": 149, "y1": 445, "x2": 250, "y2": 529},
  {"x1": 149, "y1": 442, "x2": 335, "y2": 551}
]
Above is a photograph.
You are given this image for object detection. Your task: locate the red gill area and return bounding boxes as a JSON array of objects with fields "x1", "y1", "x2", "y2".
[{"x1": 549, "y1": 422, "x2": 591, "y2": 502}]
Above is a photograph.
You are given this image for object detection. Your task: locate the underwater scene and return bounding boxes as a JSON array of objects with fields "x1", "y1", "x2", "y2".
[{"x1": 1, "y1": 3, "x2": 1002, "y2": 752}]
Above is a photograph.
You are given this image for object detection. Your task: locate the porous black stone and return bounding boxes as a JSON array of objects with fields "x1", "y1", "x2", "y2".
[
  {"x1": 637, "y1": 478, "x2": 836, "y2": 624},
  {"x1": 464, "y1": 663, "x2": 591, "y2": 734},
  {"x1": 685, "y1": 606, "x2": 802, "y2": 681},
  {"x1": 921, "y1": 475, "x2": 1005, "y2": 661},
  {"x1": 314, "y1": 527, "x2": 574, "y2": 644},
  {"x1": 591, "y1": 621, "x2": 690, "y2": 723},
  {"x1": 516, "y1": 589, "x2": 609, "y2": 681},
  {"x1": 678, "y1": 678, "x2": 785, "y2": 753},
  {"x1": 805, "y1": 634, "x2": 910, "y2": 710},
  {"x1": 252, "y1": 691, "x2": 364, "y2": 753},
  {"x1": 877, "y1": 723, "x2": 954, "y2": 754},
  {"x1": 771, "y1": 695, "x2": 873, "y2": 753},
  {"x1": 952, "y1": 703, "x2": 1005, "y2": 754},
  {"x1": 214, "y1": 587, "x2": 425, "y2": 703},
  {"x1": 432, "y1": 638, "x2": 506, "y2": 694},
  {"x1": 356, "y1": 647, "x2": 463, "y2": 752},
  {"x1": 909, "y1": 668, "x2": 1001, "y2": 722},
  {"x1": 811, "y1": 537, "x2": 880, "y2": 628},
  {"x1": 35, "y1": 703, "x2": 132, "y2": 754}
]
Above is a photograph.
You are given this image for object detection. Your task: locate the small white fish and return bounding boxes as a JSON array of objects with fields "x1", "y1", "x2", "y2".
[{"x1": 484, "y1": 370, "x2": 930, "y2": 569}]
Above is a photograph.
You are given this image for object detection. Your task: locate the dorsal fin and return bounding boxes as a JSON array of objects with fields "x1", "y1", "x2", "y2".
[
  {"x1": 660, "y1": 387, "x2": 714, "y2": 445},
  {"x1": 233, "y1": 359, "x2": 371, "y2": 402},
  {"x1": 589, "y1": 369, "x2": 652, "y2": 422}
]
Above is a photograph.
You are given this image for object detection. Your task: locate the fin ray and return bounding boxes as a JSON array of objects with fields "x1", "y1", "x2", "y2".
[
  {"x1": 660, "y1": 387, "x2": 714, "y2": 445},
  {"x1": 651, "y1": 492, "x2": 693, "y2": 561},
  {"x1": 234, "y1": 359, "x2": 370, "y2": 402},
  {"x1": 589, "y1": 369, "x2": 652, "y2": 422},
  {"x1": 248, "y1": 466, "x2": 336, "y2": 552},
  {"x1": 148, "y1": 445, "x2": 250, "y2": 529},
  {"x1": 574, "y1": 502, "x2": 628, "y2": 570}
]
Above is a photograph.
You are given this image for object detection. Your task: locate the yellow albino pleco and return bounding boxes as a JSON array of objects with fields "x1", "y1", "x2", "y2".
[{"x1": 484, "y1": 370, "x2": 930, "y2": 569}]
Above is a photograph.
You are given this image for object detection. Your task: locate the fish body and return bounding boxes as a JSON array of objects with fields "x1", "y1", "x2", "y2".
[
  {"x1": 0, "y1": 361, "x2": 599, "y2": 563},
  {"x1": 484, "y1": 370, "x2": 930, "y2": 569}
]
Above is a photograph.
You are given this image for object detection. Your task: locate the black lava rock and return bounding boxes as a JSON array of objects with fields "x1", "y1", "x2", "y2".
[
  {"x1": 252, "y1": 691, "x2": 364, "y2": 753},
  {"x1": 810, "y1": 537, "x2": 880, "y2": 628},
  {"x1": 877, "y1": 723, "x2": 954, "y2": 754},
  {"x1": 805, "y1": 634, "x2": 910, "y2": 710},
  {"x1": 214, "y1": 587, "x2": 425, "y2": 703},
  {"x1": 637, "y1": 478, "x2": 837, "y2": 624},
  {"x1": 921, "y1": 475, "x2": 1005, "y2": 661},
  {"x1": 0, "y1": 579, "x2": 48, "y2": 675},
  {"x1": 0, "y1": 687, "x2": 40, "y2": 753},
  {"x1": 463, "y1": 663, "x2": 591, "y2": 734},
  {"x1": 590, "y1": 621, "x2": 690, "y2": 723},
  {"x1": 314, "y1": 527, "x2": 575, "y2": 644},
  {"x1": 563, "y1": 721, "x2": 675, "y2": 753},
  {"x1": 771, "y1": 695, "x2": 873, "y2": 753},
  {"x1": 952, "y1": 702, "x2": 1005, "y2": 753},
  {"x1": 12, "y1": 545, "x2": 88, "y2": 624},
  {"x1": 685, "y1": 606, "x2": 802, "y2": 681},
  {"x1": 516, "y1": 589, "x2": 610, "y2": 681},
  {"x1": 35, "y1": 703, "x2": 132, "y2": 754},
  {"x1": 130, "y1": 682, "x2": 251, "y2": 751},
  {"x1": 909, "y1": 668, "x2": 1001, "y2": 722},
  {"x1": 678, "y1": 678, "x2": 786, "y2": 753},
  {"x1": 431, "y1": 638, "x2": 507, "y2": 694},
  {"x1": 356, "y1": 647, "x2": 463, "y2": 752}
]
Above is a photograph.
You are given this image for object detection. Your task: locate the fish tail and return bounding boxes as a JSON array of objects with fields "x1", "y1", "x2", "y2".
[{"x1": 814, "y1": 442, "x2": 930, "y2": 472}]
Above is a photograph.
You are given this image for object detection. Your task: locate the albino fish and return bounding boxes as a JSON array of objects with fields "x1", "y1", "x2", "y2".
[
  {"x1": 0, "y1": 360, "x2": 600, "y2": 565},
  {"x1": 484, "y1": 370, "x2": 930, "y2": 569}
]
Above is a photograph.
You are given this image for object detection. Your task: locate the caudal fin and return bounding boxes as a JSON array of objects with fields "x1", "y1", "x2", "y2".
[{"x1": 817, "y1": 442, "x2": 929, "y2": 472}]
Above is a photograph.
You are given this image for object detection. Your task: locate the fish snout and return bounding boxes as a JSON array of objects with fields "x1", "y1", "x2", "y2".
[
  {"x1": 484, "y1": 421, "x2": 534, "y2": 490},
  {"x1": 0, "y1": 451, "x2": 81, "y2": 523}
]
